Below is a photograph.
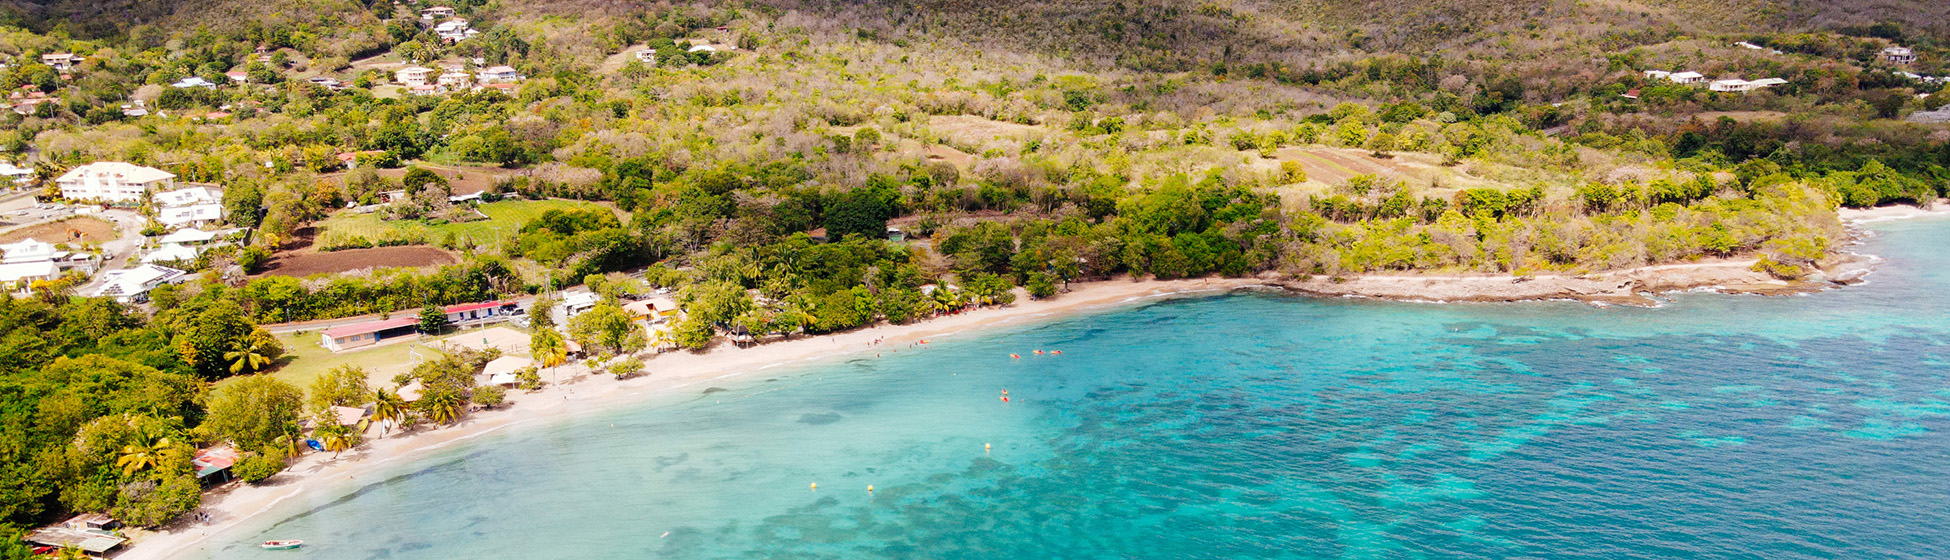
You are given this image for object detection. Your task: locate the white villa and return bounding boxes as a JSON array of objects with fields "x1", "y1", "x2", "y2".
[
  {"x1": 40, "y1": 53, "x2": 81, "y2": 72},
  {"x1": 476, "y1": 66, "x2": 521, "y2": 84},
  {"x1": 0, "y1": 261, "x2": 59, "y2": 293},
  {"x1": 56, "y1": 162, "x2": 174, "y2": 203},
  {"x1": 155, "y1": 185, "x2": 221, "y2": 207},
  {"x1": 395, "y1": 66, "x2": 435, "y2": 87},
  {"x1": 1668, "y1": 71, "x2": 1706, "y2": 84},
  {"x1": 141, "y1": 244, "x2": 199, "y2": 264},
  {"x1": 91, "y1": 264, "x2": 188, "y2": 303},
  {"x1": 437, "y1": 71, "x2": 472, "y2": 90},
  {"x1": 158, "y1": 227, "x2": 218, "y2": 245},
  {"x1": 159, "y1": 204, "x2": 224, "y2": 228},
  {"x1": 420, "y1": 6, "x2": 455, "y2": 19},
  {"x1": 634, "y1": 50, "x2": 656, "y2": 65}
]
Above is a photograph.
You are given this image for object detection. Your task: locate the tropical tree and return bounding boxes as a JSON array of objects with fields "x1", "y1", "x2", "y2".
[
  {"x1": 115, "y1": 435, "x2": 172, "y2": 476},
  {"x1": 204, "y1": 376, "x2": 304, "y2": 453},
  {"x1": 531, "y1": 327, "x2": 568, "y2": 371},
  {"x1": 418, "y1": 304, "x2": 449, "y2": 334},
  {"x1": 371, "y1": 388, "x2": 410, "y2": 435},
  {"x1": 418, "y1": 391, "x2": 464, "y2": 425},
  {"x1": 225, "y1": 328, "x2": 281, "y2": 375}
]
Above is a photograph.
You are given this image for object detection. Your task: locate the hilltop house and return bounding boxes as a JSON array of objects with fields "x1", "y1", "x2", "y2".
[
  {"x1": 155, "y1": 185, "x2": 224, "y2": 228},
  {"x1": 158, "y1": 227, "x2": 218, "y2": 245},
  {"x1": 395, "y1": 66, "x2": 434, "y2": 87},
  {"x1": 476, "y1": 65, "x2": 520, "y2": 84},
  {"x1": 1884, "y1": 46, "x2": 1917, "y2": 65},
  {"x1": 1, "y1": 238, "x2": 96, "y2": 273},
  {"x1": 420, "y1": 6, "x2": 455, "y2": 19},
  {"x1": 56, "y1": 162, "x2": 174, "y2": 203},
  {"x1": 634, "y1": 49, "x2": 657, "y2": 65},
  {"x1": 155, "y1": 185, "x2": 221, "y2": 207},
  {"x1": 437, "y1": 71, "x2": 472, "y2": 90},
  {"x1": 141, "y1": 243, "x2": 199, "y2": 264},
  {"x1": 433, "y1": 20, "x2": 479, "y2": 43},
  {"x1": 39, "y1": 53, "x2": 81, "y2": 72},
  {"x1": 1643, "y1": 70, "x2": 1670, "y2": 81},
  {"x1": 171, "y1": 76, "x2": 216, "y2": 89},
  {"x1": 1668, "y1": 71, "x2": 1706, "y2": 84}
]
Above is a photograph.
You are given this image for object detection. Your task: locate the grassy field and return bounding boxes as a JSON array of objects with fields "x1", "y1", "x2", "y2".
[
  {"x1": 269, "y1": 331, "x2": 444, "y2": 391},
  {"x1": 316, "y1": 199, "x2": 614, "y2": 249}
]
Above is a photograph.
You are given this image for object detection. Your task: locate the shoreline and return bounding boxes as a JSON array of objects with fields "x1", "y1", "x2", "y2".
[
  {"x1": 123, "y1": 205, "x2": 1947, "y2": 559},
  {"x1": 121, "y1": 277, "x2": 1264, "y2": 560}
]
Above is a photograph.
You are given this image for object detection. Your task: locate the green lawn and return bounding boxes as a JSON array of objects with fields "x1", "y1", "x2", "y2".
[
  {"x1": 316, "y1": 199, "x2": 613, "y2": 249},
  {"x1": 269, "y1": 331, "x2": 444, "y2": 392}
]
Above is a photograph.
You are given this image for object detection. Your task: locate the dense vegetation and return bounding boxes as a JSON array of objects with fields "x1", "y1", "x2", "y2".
[{"x1": 0, "y1": 0, "x2": 1945, "y2": 546}]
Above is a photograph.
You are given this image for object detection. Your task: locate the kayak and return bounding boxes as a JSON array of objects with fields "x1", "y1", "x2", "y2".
[{"x1": 260, "y1": 540, "x2": 303, "y2": 550}]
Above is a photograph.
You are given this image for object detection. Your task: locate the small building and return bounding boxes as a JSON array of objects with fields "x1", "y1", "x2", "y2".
[
  {"x1": 155, "y1": 185, "x2": 223, "y2": 207},
  {"x1": 56, "y1": 162, "x2": 175, "y2": 203},
  {"x1": 1621, "y1": 88, "x2": 1641, "y2": 100},
  {"x1": 141, "y1": 243, "x2": 200, "y2": 264},
  {"x1": 192, "y1": 446, "x2": 240, "y2": 486},
  {"x1": 481, "y1": 355, "x2": 532, "y2": 387},
  {"x1": 0, "y1": 162, "x2": 32, "y2": 185},
  {"x1": 23, "y1": 515, "x2": 124, "y2": 556},
  {"x1": 121, "y1": 101, "x2": 149, "y2": 117},
  {"x1": 225, "y1": 70, "x2": 249, "y2": 83},
  {"x1": 171, "y1": 76, "x2": 216, "y2": 89},
  {"x1": 420, "y1": 6, "x2": 455, "y2": 19},
  {"x1": 395, "y1": 66, "x2": 435, "y2": 87},
  {"x1": 1735, "y1": 41, "x2": 1764, "y2": 50},
  {"x1": 634, "y1": 50, "x2": 657, "y2": 65},
  {"x1": 338, "y1": 150, "x2": 387, "y2": 169},
  {"x1": 1748, "y1": 78, "x2": 1788, "y2": 89},
  {"x1": 687, "y1": 44, "x2": 718, "y2": 53},
  {"x1": 320, "y1": 317, "x2": 421, "y2": 351},
  {"x1": 330, "y1": 405, "x2": 369, "y2": 427},
  {"x1": 307, "y1": 76, "x2": 343, "y2": 90},
  {"x1": 476, "y1": 65, "x2": 520, "y2": 84},
  {"x1": 442, "y1": 300, "x2": 519, "y2": 326},
  {"x1": 159, "y1": 203, "x2": 225, "y2": 228},
  {"x1": 623, "y1": 297, "x2": 680, "y2": 324},
  {"x1": 0, "y1": 238, "x2": 60, "y2": 264},
  {"x1": 1884, "y1": 46, "x2": 1917, "y2": 65},
  {"x1": 551, "y1": 291, "x2": 599, "y2": 326},
  {"x1": 91, "y1": 264, "x2": 188, "y2": 303},
  {"x1": 1668, "y1": 71, "x2": 1706, "y2": 84}
]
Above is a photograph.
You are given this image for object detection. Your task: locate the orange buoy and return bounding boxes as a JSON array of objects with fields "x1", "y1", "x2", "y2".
[
  {"x1": 1052, "y1": 350, "x2": 1062, "y2": 355},
  {"x1": 1010, "y1": 354, "x2": 1020, "y2": 359},
  {"x1": 1001, "y1": 396, "x2": 1009, "y2": 402},
  {"x1": 1033, "y1": 350, "x2": 1044, "y2": 355}
]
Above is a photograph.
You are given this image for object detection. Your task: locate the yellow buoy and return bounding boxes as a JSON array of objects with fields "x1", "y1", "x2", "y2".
[
  {"x1": 867, "y1": 485, "x2": 875, "y2": 493},
  {"x1": 810, "y1": 482, "x2": 817, "y2": 491}
]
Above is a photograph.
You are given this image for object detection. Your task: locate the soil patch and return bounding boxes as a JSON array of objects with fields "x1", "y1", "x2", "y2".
[
  {"x1": 0, "y1": 216, "x2": 118, "y2": 244},
  {"x1": 258, "y1": 245, "x2": 457, "y2": 277}
]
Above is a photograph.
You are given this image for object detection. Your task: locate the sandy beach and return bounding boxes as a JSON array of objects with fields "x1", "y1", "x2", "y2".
[
  {"x1": 123, "y1": 204, "x2": 1948, "y2": 559},
  {"x1": 121, "y1": 277, "x2": 1264, "y2": 560}
]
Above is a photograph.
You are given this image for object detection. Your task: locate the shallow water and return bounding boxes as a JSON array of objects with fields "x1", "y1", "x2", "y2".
[{"x1": 206, "y1": 218, "x2": 1950, "y2": 559}]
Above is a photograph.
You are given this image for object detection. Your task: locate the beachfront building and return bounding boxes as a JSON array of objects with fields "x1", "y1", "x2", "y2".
[
  {"x1": 56, "y1": 162, "x2": 175, "y2": 203},
  {"x1": 91, "y1": 264, "x2": 188, "y2": 303},
  {"x1": 320, "y1": 317, "x2": 421, "y2": 351},
  {"x1": 23, "y1": 514, "x2": 124, "y2": 556},
  {"x1": 443, "y1": 300, "x2": 520, "y2": 327},
  {"x1": 482, "y1": 355, "x2": 532, "y2": 387},
  {"x1": 624, "y1": 297, "x2": 681, "y2": 324},
  {"x1": 192, "y1": 446, "x2": 240, "y2": 486}
]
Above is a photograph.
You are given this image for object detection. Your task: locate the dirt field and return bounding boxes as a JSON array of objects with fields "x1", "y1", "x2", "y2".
[
  {"x1": 258, "y1": 245, "x2": 457, "y2": 277},
  {"x1": 0, "y1": 216, "x2": 118, "y2": 244},
  {"x1": 322, "y1": 164, "x2": 517, "y2": 195}
]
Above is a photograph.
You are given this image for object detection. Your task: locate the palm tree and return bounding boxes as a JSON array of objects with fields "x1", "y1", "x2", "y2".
[
  {"x1": 226, "y1": 329, "x2": 280, "y2": 375},
  {"x1": 371, "y1": 389, "x2": 409, "y2": 435},
  {"x1": 420, "y1": 392, "x2": 464, "y2": 425},
  {"x1": 115, "y1": 436, "x2": 171, "y2": 476}
]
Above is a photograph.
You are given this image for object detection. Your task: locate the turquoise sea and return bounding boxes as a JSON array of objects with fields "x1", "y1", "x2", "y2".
[{"x1": 206, "y1": 218, "x2": 1950, "y2": 559}]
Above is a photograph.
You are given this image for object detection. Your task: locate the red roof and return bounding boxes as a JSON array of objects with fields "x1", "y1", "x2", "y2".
[
  {"x1": 322, "y1": 317, "x2": 419, "y2": 339},
  {"x1": 192, "y1": 447, "x2": 239, "y2": 471},
  {"x1": 443, "y1": 300, "x2": 512, "y2": 314}
]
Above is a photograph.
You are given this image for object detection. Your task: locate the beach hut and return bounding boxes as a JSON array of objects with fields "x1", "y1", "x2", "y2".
[
  {"x1": 398, "y1": 380, "x2": 425, "y2": 403},
  {"x1": 192, "y1": 446, "x2": 241, "y2": 487},
  {"x1": 482, "y1": 355, "x2": 532, "y2": 387},
  {"x1": 23, "y1": 515, "x2": 125, "y2": 556},
  {"x1": 319, "y1": 317, "x2": 421, "y2": 351},
  {"x1": 330, "y1": 406, "x2": 369, "y2": 427}
]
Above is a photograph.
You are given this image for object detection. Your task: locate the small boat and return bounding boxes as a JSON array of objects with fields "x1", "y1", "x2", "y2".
[{"x1": 260, "y1": 540, "x2": 303, "y2": 550}]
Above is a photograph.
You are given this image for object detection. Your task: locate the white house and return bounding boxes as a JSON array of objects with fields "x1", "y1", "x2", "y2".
[
  {"x1": 1884, "y1": 46, "x2": 1917, "y2": 65},
  {"x1": 687, "y1": 44, "x2": 718, "y2": 53},
  {"x1": 436, "y1": 71, "x2": 472, "y2": 90},
  {"x1": 141, "y1": 244, "x2": 199, "y2": 264},
  {"x1": 0, "y1": 261, "x2": 58, "y2": 295},
  {"x1": 634, "y1": 50, "x2": 656, "y2": 65},
  {"x1": 420, "y1": 6, "x2": 455, "y2": 19},
  {"x1": 225, "y1": 71, "x2": 249, "y2": 83},
  {"x1": 1748, "y1": 78, "x2": 1788, "y2": 89},
  {"x1": 395, "y1": 66, "x2": 434, "y2": 87},
  {"x1": 1668, "y1": 71, "x2": 1706, "y2": 84},
  {"x1": 159, "y1": 204, "x2": 224, "y2": 228},
  {"x1": 56, "y1": 162, "x2": 174, "y2": 203},
  {"x1": 0, "y1": 238, "x2": 59, "y2": 264},
  {"x1": 40, "y1": 53, "x2": 81, "y2": 72},
  {"x1": 0, "y1": 162, "x2": 31, "y2": 185},
  {"x1": 1643, "y1": 70, "x2": 1670, "y2": 80},
  {"x1": 91, "y1": 264, "x2": 187, "y2": 303},
  {"x1": 155, "y1": 185, "x2": 222, "y2": 208},
  {"x1": 171, "y1": 77, "x2": 216, "y2": 89},
  {"x1": 476, "y1": 66, "x2": 520, "y2": 84},
  {"x1": 433, "y1": 20, "x2": 479, "y2": 43},
  {"x1": 1709, "y1": 79, "x2": 1751, "y2": 92},
  {"x1": 551, "y1": 291, "x2": 599, "y2": 327}
]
